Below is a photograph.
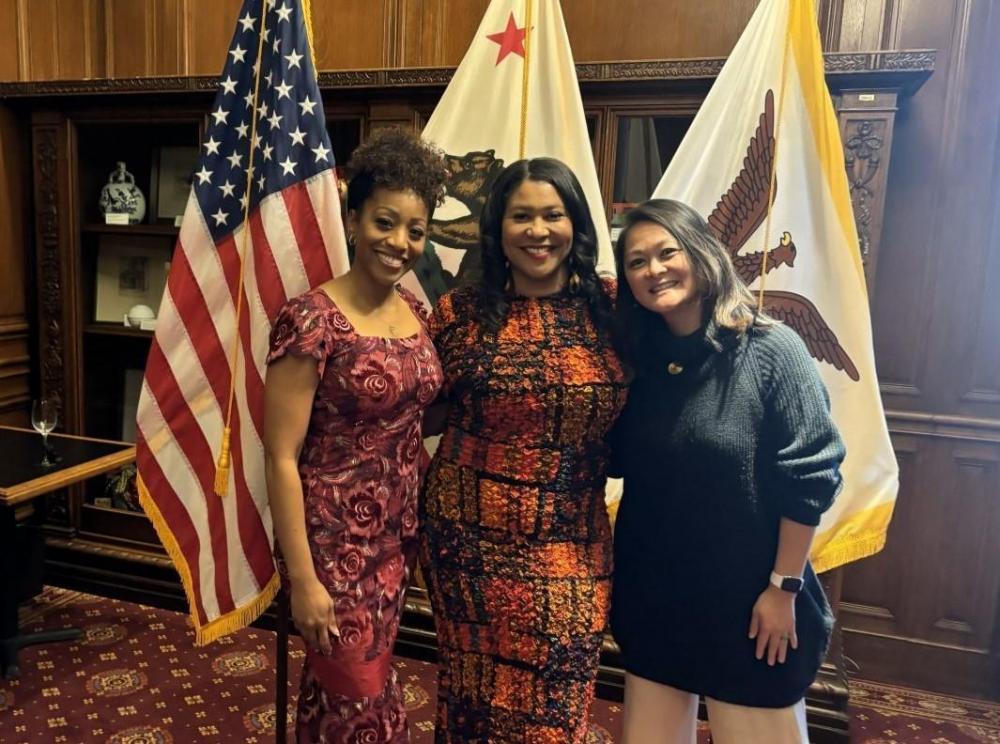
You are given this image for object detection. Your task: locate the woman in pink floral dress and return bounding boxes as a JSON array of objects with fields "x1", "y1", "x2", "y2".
[{"x1": 264, "y1": 130, "x2": 448, "y2": 743}]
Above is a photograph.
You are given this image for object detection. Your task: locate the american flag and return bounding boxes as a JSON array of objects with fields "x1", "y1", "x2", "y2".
[{"x1": 136, "y1": 0, "x2": 348, "y2": 644}]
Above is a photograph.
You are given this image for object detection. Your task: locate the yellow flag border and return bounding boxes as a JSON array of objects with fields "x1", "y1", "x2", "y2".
[
  {"x1": 138, "y1": 472, "x2": 280, "y2": 645},
  {"x1": 787, "y1": 0, "x2": 867, "y2": 288},
  {"x1": 810, "y1": 500, "x2": 895, "y2": 573}
]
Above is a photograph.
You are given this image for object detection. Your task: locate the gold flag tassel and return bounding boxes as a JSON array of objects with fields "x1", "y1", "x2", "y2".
[
  {"x1": 756, "y1": 7, "x2": 793, "y2": 314},
  {"x1": 215, "y1": 0, "x2": 272, "y2": 496}
]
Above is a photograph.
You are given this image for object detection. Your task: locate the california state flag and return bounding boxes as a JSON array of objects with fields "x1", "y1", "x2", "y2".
[
  {"x1": 404, "y1": 0, "x2": 611, "y2": 308},
  {"x1": 653, "y1": 0, "x2": 898, "y2": 572}
]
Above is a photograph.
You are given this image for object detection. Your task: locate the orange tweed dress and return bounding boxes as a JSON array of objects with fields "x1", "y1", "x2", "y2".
[{"x1": 419, "y1": 282, "x2": 627, "y2": 743}]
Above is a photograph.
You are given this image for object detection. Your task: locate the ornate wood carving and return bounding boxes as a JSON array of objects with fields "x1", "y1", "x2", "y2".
[
  {"x1": 836, "y1": 91, "x2": 899, "y2": 292},
  {"x1": 878, "y1": 50, "x2": 936, "y2": 70},
  {"x1": 843, "y1": 118, "x2": 885, "y2": 265},
  {"x1": 0, "y1": 51, "x2": 935, "y2": 98},
  {"x1": 33, "y1": 127, "x2": 63, "y2": 412},
  {"x1": 33, "y1": 123, "x2": 71, "y2": 526}
]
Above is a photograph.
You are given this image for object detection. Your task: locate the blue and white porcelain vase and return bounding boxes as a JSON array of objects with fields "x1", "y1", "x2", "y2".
[{"x1": 98, "y1": 161, "x2": 146, "y2": 224}]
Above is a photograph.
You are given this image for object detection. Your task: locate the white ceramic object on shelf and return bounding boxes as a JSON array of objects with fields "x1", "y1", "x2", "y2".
[
  {"x1": 125, "y1": 304, "x2": 156, "y2": 329},
  {"x1": 99, "y1": 162, "x2": 147, "y2": 224}
]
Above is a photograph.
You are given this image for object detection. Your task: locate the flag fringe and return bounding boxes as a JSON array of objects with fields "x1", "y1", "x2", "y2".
[
  {"x1": 195, "y1": 573, "x2": 281, "y2": 646},
  {"x1": 810, "y1": 529, "x2": 887, "y2": 574},
  {"x1": 138, "y1": 472, "x2": 278, "y2": 645}
]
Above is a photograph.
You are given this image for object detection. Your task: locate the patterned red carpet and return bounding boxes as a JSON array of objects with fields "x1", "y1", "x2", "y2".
[{"x1": 1, "y1": 587, "x2": 997, "y2": 743}]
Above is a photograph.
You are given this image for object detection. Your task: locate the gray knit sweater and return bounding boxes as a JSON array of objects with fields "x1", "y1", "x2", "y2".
[{"x1": 609, "y1": 321, "x2": 846, "y2": 707}]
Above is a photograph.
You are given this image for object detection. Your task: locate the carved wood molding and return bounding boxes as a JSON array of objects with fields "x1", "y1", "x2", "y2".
[
  {"x1": 33, "y1": 127, "x2": 64, "y2": 412},
  {"x1": 0, "y1": 50, "x2": 936, "y2": 98},
  {"x1": 843, "y1": 118, "x2": 885, "y2": 265},
  {"x1": 886, "y1": 410, "x2": 1000, "y2": 443}
]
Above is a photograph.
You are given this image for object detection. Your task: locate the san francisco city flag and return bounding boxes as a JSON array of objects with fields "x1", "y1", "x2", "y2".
[
  {"x1": 136, "y1": 0, "x2": 347, "y2": 643},
  {"x1": 653, "y1": 0, "x2": 898, "y2": 572},
  {"x1": 403, "y1": 0, "x2": 612, "y2": 308}
]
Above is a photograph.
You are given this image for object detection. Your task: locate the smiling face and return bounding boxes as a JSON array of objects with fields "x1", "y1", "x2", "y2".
[
  {"x1": 347, "y1": 187, "x2": 429, "y2": 287},
  {"x1": 622, "y1": 221, "x2": 703, "y2": 335},
  {"x1": 500, "y1": 179, "x2": 574, "y2": 296}
]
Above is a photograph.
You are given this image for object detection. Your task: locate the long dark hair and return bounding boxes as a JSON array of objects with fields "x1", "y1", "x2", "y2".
[
  {"x1": 613, "y1": 198, "x2": 772, "y2": 365},
  {"x1": 477, "y1": 158, "x2": 614, "y2": 340}
]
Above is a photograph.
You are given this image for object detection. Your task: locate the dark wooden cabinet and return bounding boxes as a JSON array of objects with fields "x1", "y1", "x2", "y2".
[{"x1": 1, "y1": 50, "x2": 949, "y2": 740}]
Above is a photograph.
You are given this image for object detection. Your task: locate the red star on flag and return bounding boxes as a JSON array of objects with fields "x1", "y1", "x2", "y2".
[{"x1": 486, "y1": 12, "x2": 527, "y2": 65}]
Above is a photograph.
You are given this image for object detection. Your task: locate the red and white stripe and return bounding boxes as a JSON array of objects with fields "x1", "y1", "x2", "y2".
[{"x1": 137, "y1": 171, "x2": 346, "y2": 636}]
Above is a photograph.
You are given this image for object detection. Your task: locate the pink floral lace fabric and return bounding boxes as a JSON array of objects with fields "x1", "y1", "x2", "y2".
[{"x1": 266, "y1": 286, "x2": 443, "y2": 743}]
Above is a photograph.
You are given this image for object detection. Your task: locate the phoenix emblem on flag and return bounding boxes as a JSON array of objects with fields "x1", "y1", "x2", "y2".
[{"x1": 709, "y1": 90, "x2": 860, "y2": 381}]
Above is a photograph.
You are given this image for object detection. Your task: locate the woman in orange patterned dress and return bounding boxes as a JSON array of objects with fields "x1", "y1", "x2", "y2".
[{"x1": 419, "y1": 158, "x2": 627, "y2": 743}]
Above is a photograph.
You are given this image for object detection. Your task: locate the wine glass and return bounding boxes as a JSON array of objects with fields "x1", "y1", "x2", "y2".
[{"x1": 31, "y1": 398, "x2": 59, "y2": 467}]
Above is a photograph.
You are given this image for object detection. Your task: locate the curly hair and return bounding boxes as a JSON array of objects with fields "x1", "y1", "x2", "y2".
[
  {"x1": 344, "y1": 128, "x2": 449, "y2": 219},
  {"x1": 477, "y1": 158, "x2": 614, "y2": 341}
]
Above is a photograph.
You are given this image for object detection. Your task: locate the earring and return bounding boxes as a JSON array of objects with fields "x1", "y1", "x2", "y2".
[
  {"x1": 347, "y1": 233, "x2": 356, "y2": 248},
  {"x1": 569, "y1": 272, "x2": 581, "y2": 293},
  {"x1": 503, "y1": 259, "x2": 513, "y2": 292}
]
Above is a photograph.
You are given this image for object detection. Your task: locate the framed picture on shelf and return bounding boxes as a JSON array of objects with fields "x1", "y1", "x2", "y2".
[
  {"x1": 94, "y1": 235, "x2": 171, "y2": 323},
  {"x1": 150, "y1": 146, "x2": 198, "y2": 222}
]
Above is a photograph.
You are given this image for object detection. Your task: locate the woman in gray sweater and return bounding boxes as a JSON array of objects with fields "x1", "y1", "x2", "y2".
[{"x1": 608, "y1": 199, "x2": 845, "y2": 744}]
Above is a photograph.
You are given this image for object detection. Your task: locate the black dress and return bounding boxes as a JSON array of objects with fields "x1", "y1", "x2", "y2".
[{"x1": 609, "y1": 323, "x2": 845, "y2": 708}]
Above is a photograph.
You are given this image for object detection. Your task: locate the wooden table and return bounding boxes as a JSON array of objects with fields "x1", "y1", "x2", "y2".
[{"x1": 0, "y1": 425, "x2": 134, "y2": 678}]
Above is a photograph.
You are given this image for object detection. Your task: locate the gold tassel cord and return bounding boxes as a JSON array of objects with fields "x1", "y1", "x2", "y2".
[
  {"x1": 214, "y1": 0, "x2": 271, "y2": 497},
  {"x1": 518, "y1": 0, "x2": 534, "y2": 160},
  {"x1": 756, "y1": 6, "x2": 794, "y2": 315}
]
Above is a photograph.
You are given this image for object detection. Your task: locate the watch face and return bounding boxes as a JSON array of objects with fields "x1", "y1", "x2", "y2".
[{"x1": 781, "y1": 577, "x2": 804, "y2": 593}]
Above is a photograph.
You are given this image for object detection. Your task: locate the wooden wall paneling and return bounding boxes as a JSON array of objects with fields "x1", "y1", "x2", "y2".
[
  {"x1": 437, "y1": 0, "x2": 491, "y2": 68},
  {"x1": 837, "y1": 90, "x2": 898, "y2": 292},
  {"x1": 14, "y1": 0, "x2": 103, "y2": 81},
  {"x1": 308, "y1": 0, "x2": 391, "y2": 72},
  {"x1": 186, "y1": 0, "x2": 242, "y2": 76},
  {"x1": 18, "y1": 0, "x2": 60, "y2": 81},
  {"x1": 931, "y1": 441, "x2": 1000, "y2": 651},
  {"x1": 105, "y1": 0, "x2": 153, "y2": 78},
  {"x1": 921, "y1": 0, "x2": 1000, "y2": 422},
  {"x1": 562, "y1": 0, "x2": 758, "y2": 62},
  {"x1": 842, "y1": 433, "x2": 1000, "y2": 697},
  {"x1": 58, "y1": 0, "x2": 103, "y2": 79},
  {"x1": 400, "y1": 0, "x2": 444, "y2": 68},
  {"x1": 383, "y1": 0, "x2": 403, "y2": 68},
  {"x1": 0, "y1": 105, "x2": 30, "y2": 423},
  {"x1": 869, "y1": 0, "x2": 965, "y2": 411},
  {"x1": 151, "y1": 0, "x2": 188, "y2": 76},
  {"x1": 0, "y1": 1, "x2": 23, "y2": 81},
  {"x1": 834, "y1": 0, "x2": 899, "y2": 52},
  {"x1": 817, "y1": 0, "x2": 845, "y2": 51},
  {"x1": 961, "y1": 130, "x2": 1000, "y2": 415},
  {"x1": 840, "y1": 433, "x2": 918, "y2": 640}
]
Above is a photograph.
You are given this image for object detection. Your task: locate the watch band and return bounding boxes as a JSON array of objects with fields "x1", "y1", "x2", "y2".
[{"x1": 769, "y1": 570, "x2": 804, "y2": 594}]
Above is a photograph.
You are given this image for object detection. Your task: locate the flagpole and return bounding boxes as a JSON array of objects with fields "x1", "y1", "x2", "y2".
[
  {"x1": 214, "y1": 0, "x2": 271, "y2": 497},
  {"x1": 756, "y1": 2, "x2": 794, "y2": 315},
  {"x1": 517, "y1": 0, "x2": 534, "y2": 159}
]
